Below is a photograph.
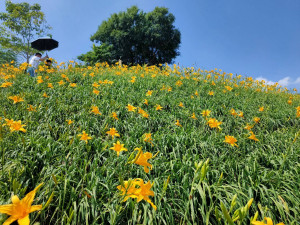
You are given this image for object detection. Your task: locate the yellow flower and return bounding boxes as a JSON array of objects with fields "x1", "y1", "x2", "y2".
[
  {"x1": 224, "y1": 135, "x2": 238, "y2": 147},
  {"x1": 110, "y1": 141, "x2": 128, "y2": 156},
  {"x1": 143, "y1": 99, "x2": 148, "y2": 105},
  {"x1": 0, "y1": 183, "x2": 43, "y2": 225},
  {"x1": 127, "y1": 104, "x2": 137, "y2": 112},
  {"x1": 117, "y1": 178, "x2": 156, "y2": 210},
  {"x1": 70, "y1": 83, "x2": 77, "y2": 87},
  {"x1": 117, "y1": 179, "x2": 140, "y2": 201},
  {"x1": 142, "y1": 111, "x2": 149, "y2": 118},
  {"x1": 230, "y1": 108, "x2": 237, "y2": 116},
  {"x1": 175, "y1": 80, "x2": 183, "y2": 86},
  {"x1": 178, "y1": 102, "x2": 184, "y2": 108},
  {"x1": 111, "y1": 112, "x2": 119, "y2": 120},
  {"x1": 8, "y1": 96, "x2": 24, "y2": 104},
  {"x1": 253, "y1": 117, "x2": 260, "y2": 123},
  {"x1": 207, "y1": 118, "x2": 222, "y2": 129},
  {"x1": 106, "y1": 128, "x2": 120, "y2": 138},
  {"x1": 259, "y1": 106, "x2": 264, "y2": 112},
  {"x1": 175, "y1": 120, "x2": 182, "y2": 127},
  {"x1": 42, "y1": 93, "x2": 49, "y2": 98},
  {"x1": 3, "y1": 119, "x2": 14, "y2": 127},
  {"x1": 287, "y1": 100, "x2": 292, "y2": 105},
  {"x1": 155, "y1": 104, "x2": 163, "y2": 111},
  {"x1": 191, "y1": 112, "x2": 197, "y2": 120},
  {"x1": 238, "y1": 111, "x2": 244, "y2": 118},
  {"x1": 146, "y1": 90, "x2": 153, "y2": 96},
  {"x1": 0, "y1": 82, "x2": 13, "y2": 88},
  {"x1": 90, "y1": 106, "x2": 101, "y2": 115},
  {"x1": 208, "y1": 91, "x2": 214, "y2": 96},
  {"x1": 66, "y1": 119, "x2": 73, "y2": 125},
  {"x1": 252, "y1": 217, "x2": 284, "y2": 225},
  {"x1": 134, "y1": 180, "x2": 156, "y2": 210},
  {"x1": 78, "y1": 131, "x2": 92, "y2": 143},
  {"x1": 201, "y1": 110, "x2": 211, "y2": 117},
  {"x1": 9, "y1": 120, "x2": 26, "y2": 133},
  {"x1": 244, "y1": 123, "x2": 254, "y2": 130},
  {"x1": 93, "y1": 89, "x2": 100, "y2": 95},
  {"x1": 225, "y1": 86, "x2": 233, "y2": 91},
  {"x1": 27, "y1": 105, "x2": 36, "y2": 112},
  {"x1": 133, "y1": 148, "x2": 153, "y2": 173},
  {"x1": 57, "y1": 80, "x2": 65, "y2": 85},
  {"x1": 92, "y1": 82, "x2": 100, "y2": 88},
  {"x1": 37, "y1": 78, "x2": 44, "y2": 84},
  {"x1": 248, "y1": 131, "x2": 259, "y2": 142},
  {"x1": 47, "y1": 83, "x2": 53, "y2": 89},
  {"x1": 144, "y1": 133, "x2": 153, "y2": 145}
]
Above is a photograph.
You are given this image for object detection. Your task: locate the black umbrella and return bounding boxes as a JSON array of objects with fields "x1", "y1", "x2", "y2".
[{"x1": 31, "y1": 37, "x2": 59, "y2": 51}]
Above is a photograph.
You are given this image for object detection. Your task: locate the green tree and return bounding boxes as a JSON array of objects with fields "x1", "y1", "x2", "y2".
[
  {"x1": 0, "y1": 46, "x2": 16, "y2": 65},
  {"x1": 79, "y1": 6, "x2": 181, "y2": 66},
  {"x1": 0, "y1": 0, "x2": 51, "y2": 63}
]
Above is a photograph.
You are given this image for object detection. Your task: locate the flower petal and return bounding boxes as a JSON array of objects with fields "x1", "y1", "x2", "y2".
[
  {"x1": 3, "y1": 216, "x2": 18, "y2": 225},
  {"x1": 0, "y1": 204, "x2": 14, "y2": 215},
  {"x1": 17, "y1": 215, "x2": 30, "y2": 225},
  {"x1": 21, "y1": 183, "x2": 43, "y2": 209},
  {"x1": 265, "y1": 217, "x2": 273, "y2": 225},
  {"x1": 30, "y1": 204, "x2": 42, "y2": 213}
]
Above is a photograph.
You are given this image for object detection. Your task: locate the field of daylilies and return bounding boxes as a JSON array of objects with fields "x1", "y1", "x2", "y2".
[{"x1": 0, "y1": 60, "x2": 299, "y2": 225}]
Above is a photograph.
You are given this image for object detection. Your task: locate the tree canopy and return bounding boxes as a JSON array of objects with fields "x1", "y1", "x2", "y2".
[
  {"x1": 78, "y1": 6, "x2": 181, "y2": 66},
  {"x1": 0, "y1": 0, "x2": 51, "y2": 63}
]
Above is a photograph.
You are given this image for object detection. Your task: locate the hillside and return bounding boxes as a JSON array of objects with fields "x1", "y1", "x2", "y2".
[{"x1": 0, "y1": 61, "x2": 299, "y2": 224}]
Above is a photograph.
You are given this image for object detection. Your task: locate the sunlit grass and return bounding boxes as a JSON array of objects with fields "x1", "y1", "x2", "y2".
[{"x1": 0, "y1": 61, "x2": 299, "y2": 224}]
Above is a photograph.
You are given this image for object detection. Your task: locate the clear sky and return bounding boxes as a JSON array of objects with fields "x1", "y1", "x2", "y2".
[{"x1": 1, "y1": 0, "x2": 300, "y2": 90}]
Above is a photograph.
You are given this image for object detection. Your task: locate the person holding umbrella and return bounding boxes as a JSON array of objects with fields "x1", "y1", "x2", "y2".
[
  {"x1": 27, "y1": 52, "x2": 48, "y2": 77},
  {"x1": 28, "y1": 37, "x2": 59, "y2": 77}
]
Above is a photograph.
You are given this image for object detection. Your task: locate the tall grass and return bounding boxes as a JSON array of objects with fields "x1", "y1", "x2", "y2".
[{"x1": 0, "y1": 62, "x2": 299, "y2": 224}]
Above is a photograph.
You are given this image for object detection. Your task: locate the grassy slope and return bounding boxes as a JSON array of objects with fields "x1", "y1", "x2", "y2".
[{"x1": 0, "y1": 63, "x2": 299, "y2": 224}]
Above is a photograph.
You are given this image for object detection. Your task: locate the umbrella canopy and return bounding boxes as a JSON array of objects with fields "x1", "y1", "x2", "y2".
[{"x1": 31, "y1": 37, "x2": 59, "y2": 51}]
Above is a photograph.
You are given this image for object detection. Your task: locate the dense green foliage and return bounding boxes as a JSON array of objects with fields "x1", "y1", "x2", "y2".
[
  {"x1": 0, "y1": 0, "x2": 51, "y2": 63},
  {"x1": 0, "y1": 63, "x2": 299, "y2": 224},
  {"x1": 0, "y1": 46, "x2": 16, "y2": 65},
  {"x1": 79, "y1": 6, "x2": 181, "y2": 66}
]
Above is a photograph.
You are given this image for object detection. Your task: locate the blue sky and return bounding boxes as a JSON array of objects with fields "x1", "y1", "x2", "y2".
[{"x1": 1, "y1": 0, "x2": 300, "y2": 90}]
